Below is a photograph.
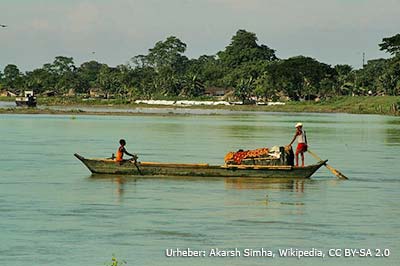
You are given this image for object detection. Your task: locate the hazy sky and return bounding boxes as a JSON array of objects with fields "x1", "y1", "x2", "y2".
[{"x1": 1, "y1": 0, "x2": 399, "y2": 71}]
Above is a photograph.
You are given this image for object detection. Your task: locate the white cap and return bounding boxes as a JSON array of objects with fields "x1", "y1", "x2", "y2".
[{"x1": 295, "y1": 122, "x2": 303, "y2": 128}]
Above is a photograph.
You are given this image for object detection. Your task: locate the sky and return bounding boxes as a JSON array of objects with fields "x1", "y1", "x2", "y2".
[{"x1": 1, "y1": 0, "x2": 399, "y2": 72}]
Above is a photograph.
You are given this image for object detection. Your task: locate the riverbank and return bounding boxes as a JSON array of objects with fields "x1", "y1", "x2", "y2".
[{"x1": 0, "y1": 96, "x2": 399, "y2": 116}]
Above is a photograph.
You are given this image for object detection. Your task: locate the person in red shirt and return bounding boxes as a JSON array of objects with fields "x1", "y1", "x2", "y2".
[
  {"x1": 288, "y1": 123, "x2": 308, "y2": 167},
  {"x1": 115, "y1": 139, "x2": 136, "y2": 163}
]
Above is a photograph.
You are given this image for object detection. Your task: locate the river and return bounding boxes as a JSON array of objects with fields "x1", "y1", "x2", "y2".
[{"x1": 0, "y1": 112, "x2": 399, "y2": 266}]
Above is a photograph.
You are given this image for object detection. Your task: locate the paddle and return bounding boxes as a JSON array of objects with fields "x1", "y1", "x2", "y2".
[
  {"x1": 307, "y1": 149, "x2": 348, "y2": 179},
  {"x1": 131, "y1": 155, "x2": 143, "y2": 175}
]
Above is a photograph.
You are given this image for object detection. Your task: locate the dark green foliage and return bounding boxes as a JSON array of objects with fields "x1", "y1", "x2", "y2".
[
  {"x1": 263, "y1": 56, "x2": 336, "y2": 100},
  {"x1": 218, "y1": 29, "x2": 277, "y2": 67},
  {"x1": 25, "y1": 68, "x2": 51, "y2": 93},
  {"x1": 378, "y1": 55, "x2": 400, "y2": 95},
  {"x1": 180, "y1": 74, "x2": 205, "y2": 97},
  {"x1": 355, "y1": 59, "x2": 387, "y2": 94},
  {"x1": 186, "y1": 55, "x2": 227, "y2": 87},
  {"x1": 146, "y1": 36, "x2": 189, "y2": 73},
  {"x1": 76, "y1": 60, "x2": 103, "y2": 93},
  {"x1": 97, "y1": 65, "x2": 122, "y2": 94},
  {"x1": 379, "y1": 34, "x2": 400, "y2": 55},
  {"x1": 235, "y1": 77, "x2": 255, "y2": 104},
  {"x1": 1, "y1": 31, "x2": 399, "y2": 99},
  {"x1": 2, "y1": 64, "x2": 23, "y2": 90}
]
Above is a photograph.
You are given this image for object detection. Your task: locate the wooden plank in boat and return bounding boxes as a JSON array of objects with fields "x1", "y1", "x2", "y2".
[
  {"x1": 139, "y1": 162, "x2": 210, "y2": 168},
  {"x1": 221, "y1": 164, "x2": 292, "y2": 170}
]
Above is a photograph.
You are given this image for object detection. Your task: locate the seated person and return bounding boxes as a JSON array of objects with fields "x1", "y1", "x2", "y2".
[{"x1": 115, "y1": 139, "x2": 137, "y2": 163}]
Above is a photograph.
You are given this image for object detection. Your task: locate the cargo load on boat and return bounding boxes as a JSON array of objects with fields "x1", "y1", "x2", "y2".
[{"x1": 224, "y1": 146, "x2": 294, "y2": 166}]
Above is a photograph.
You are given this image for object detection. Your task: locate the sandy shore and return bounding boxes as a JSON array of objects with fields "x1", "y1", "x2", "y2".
[{"x1": 1, "y1": 95, "x2": 399, "y2": 116}]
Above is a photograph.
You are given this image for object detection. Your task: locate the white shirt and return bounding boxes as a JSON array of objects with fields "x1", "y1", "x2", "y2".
[{"x1": 297, "y1": 129, "x2": 306, "y2": 144}]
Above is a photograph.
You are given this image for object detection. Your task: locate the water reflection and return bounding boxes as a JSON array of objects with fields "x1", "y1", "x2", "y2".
[
  {"x1": 381, "y1": 118, "x2": 400, "y2": 146},
  {"x1": 89, "y1": 175, "x2": 137, "y2": 202},
  {"x1": 89, "y1": 174, "x2": 319, "y2": 193},
  {"x1": 386, "y1": 119, "x2": 400, "y2": 125},
  {"x1": 224, "y1": 178, "x2": 309, "y2": 192},
  {"x1": 384, "y1": 128, "x2": 400, "y2": 145},
  {"x1": 113, "y1": 176, "x2": 126, "y2": 199},
  {"x1": 90, "y1": 174, "x2": 222, "y2": 181}
]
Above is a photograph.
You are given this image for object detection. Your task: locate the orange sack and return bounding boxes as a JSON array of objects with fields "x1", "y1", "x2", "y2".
[
  {"x1": 224, "y1": 148, "x2": 269, "y2": 164},
  {"x1": 224, "y1": 152, "x2": 235, "y2": 162}
]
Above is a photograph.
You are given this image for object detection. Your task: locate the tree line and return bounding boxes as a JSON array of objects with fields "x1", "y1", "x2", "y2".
[{"x1": 1, "y1": 30, "x2": 399, "y2": 102}]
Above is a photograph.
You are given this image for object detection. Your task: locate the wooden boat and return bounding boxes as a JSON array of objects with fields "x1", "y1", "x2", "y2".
[
  {"x1": 74, "y1": 153, "x2": 327, "y2": 179},
  {"x1": 15, "y1": 90, "x2": 37, "y2": 107}
]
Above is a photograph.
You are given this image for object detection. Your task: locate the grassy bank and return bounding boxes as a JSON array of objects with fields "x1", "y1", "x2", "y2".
[
  {"x1": 0, "y1": 96, "x2": 15, "y2": 102},
  {"x1": 1, "y1": 96, "x2": 399, "y2": 116},
  {"x1": 263, "y1": 96, "x2": 400, "y2": 115}
]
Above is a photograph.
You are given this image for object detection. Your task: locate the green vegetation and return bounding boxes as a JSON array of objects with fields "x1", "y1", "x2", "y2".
[
  {"x1": 1, "y1": 96, "x2": 398, "y2": 116},
  {"x1": 106, "y1": 255, "x2": 126, "y2": 266},
  {"x1": 0, "y1": 30, "x2": 399, "y2": 106},
  {"x1": 0, "y1": 96, "x2": 14, "y2": 101}
]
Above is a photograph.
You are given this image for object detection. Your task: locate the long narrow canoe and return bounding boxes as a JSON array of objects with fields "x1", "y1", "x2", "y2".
[{"x1": 74, "y1": 153, "x2": 327, "y2": 179}]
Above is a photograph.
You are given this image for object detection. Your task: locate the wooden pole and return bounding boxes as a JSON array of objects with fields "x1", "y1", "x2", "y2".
[{"x1": 307, "y1": 149, "x2": 348, "y2": 180}]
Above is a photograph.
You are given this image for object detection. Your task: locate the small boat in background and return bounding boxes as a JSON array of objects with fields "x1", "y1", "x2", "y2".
[
  {"x1": 74, "y1": 153, "x2": 327, "y2": 179},
  {"x1": 15, "y1": 90, "x2": 37, "y2": 107}
]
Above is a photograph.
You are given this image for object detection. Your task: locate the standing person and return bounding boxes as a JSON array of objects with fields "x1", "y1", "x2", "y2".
[
  {"x1": 115, "y1": 139, "x2": 137, "y2": 163},
  {"x1": 288, "y1": 123, "x2": 308, "y2": 167}
]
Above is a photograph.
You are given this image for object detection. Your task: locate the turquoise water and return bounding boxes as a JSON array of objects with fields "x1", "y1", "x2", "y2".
[{"x1": 0, "y1": 112, "x2": 399, "y2": 266}]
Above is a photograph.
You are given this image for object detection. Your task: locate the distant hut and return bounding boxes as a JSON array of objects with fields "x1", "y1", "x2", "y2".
[
  {"x1": 43, "y1": 90, "x2": 56, "y2": 97},
  {"x1": 66, "y1": 88, "x2": 76, "y2": 97},
  {"x1": 0, "y1": 90, "x2": 17, "y2": 97},
  {"x1": 89, "y1": 88, "x2": 106, "y2": 98},
  {"x1": 204, "y1": 87, "x2": 232, "y2": 97},
  {"x1": 221, "y1": 90, "x2": 237, "y2": 102}
]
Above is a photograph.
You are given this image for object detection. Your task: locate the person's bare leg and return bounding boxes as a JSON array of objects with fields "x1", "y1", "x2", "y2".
[
  {"x1": 295, "y1": 152, "x2": 299, "y2": 167},
  {"x1": 300, "y1": 153, "x2": 305, "y2": 167}
]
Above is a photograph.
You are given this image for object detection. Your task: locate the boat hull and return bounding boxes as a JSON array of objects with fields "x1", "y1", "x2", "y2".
[
  {"x1": 15, "y1": 100, "x2": 37, "y2": 107},
  {"x1": 74, "y1": 154, "x2": 326, "y2": 179}
]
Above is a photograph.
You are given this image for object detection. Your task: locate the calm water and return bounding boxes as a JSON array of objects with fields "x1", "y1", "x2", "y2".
[{"x1": 0, "y1": 112, "x2": 399, "y2": 266}]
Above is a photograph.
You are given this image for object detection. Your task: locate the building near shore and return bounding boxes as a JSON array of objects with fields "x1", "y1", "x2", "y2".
[
  {"x1": 89, "y1": 88, "x2": 106, "y2": 98},
  {"x1": 0, "y1": 89, "x2": 17, "y2": 97},
  {"x1": 204, "y1": 87, "x2": 233, "y2": 97}
]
